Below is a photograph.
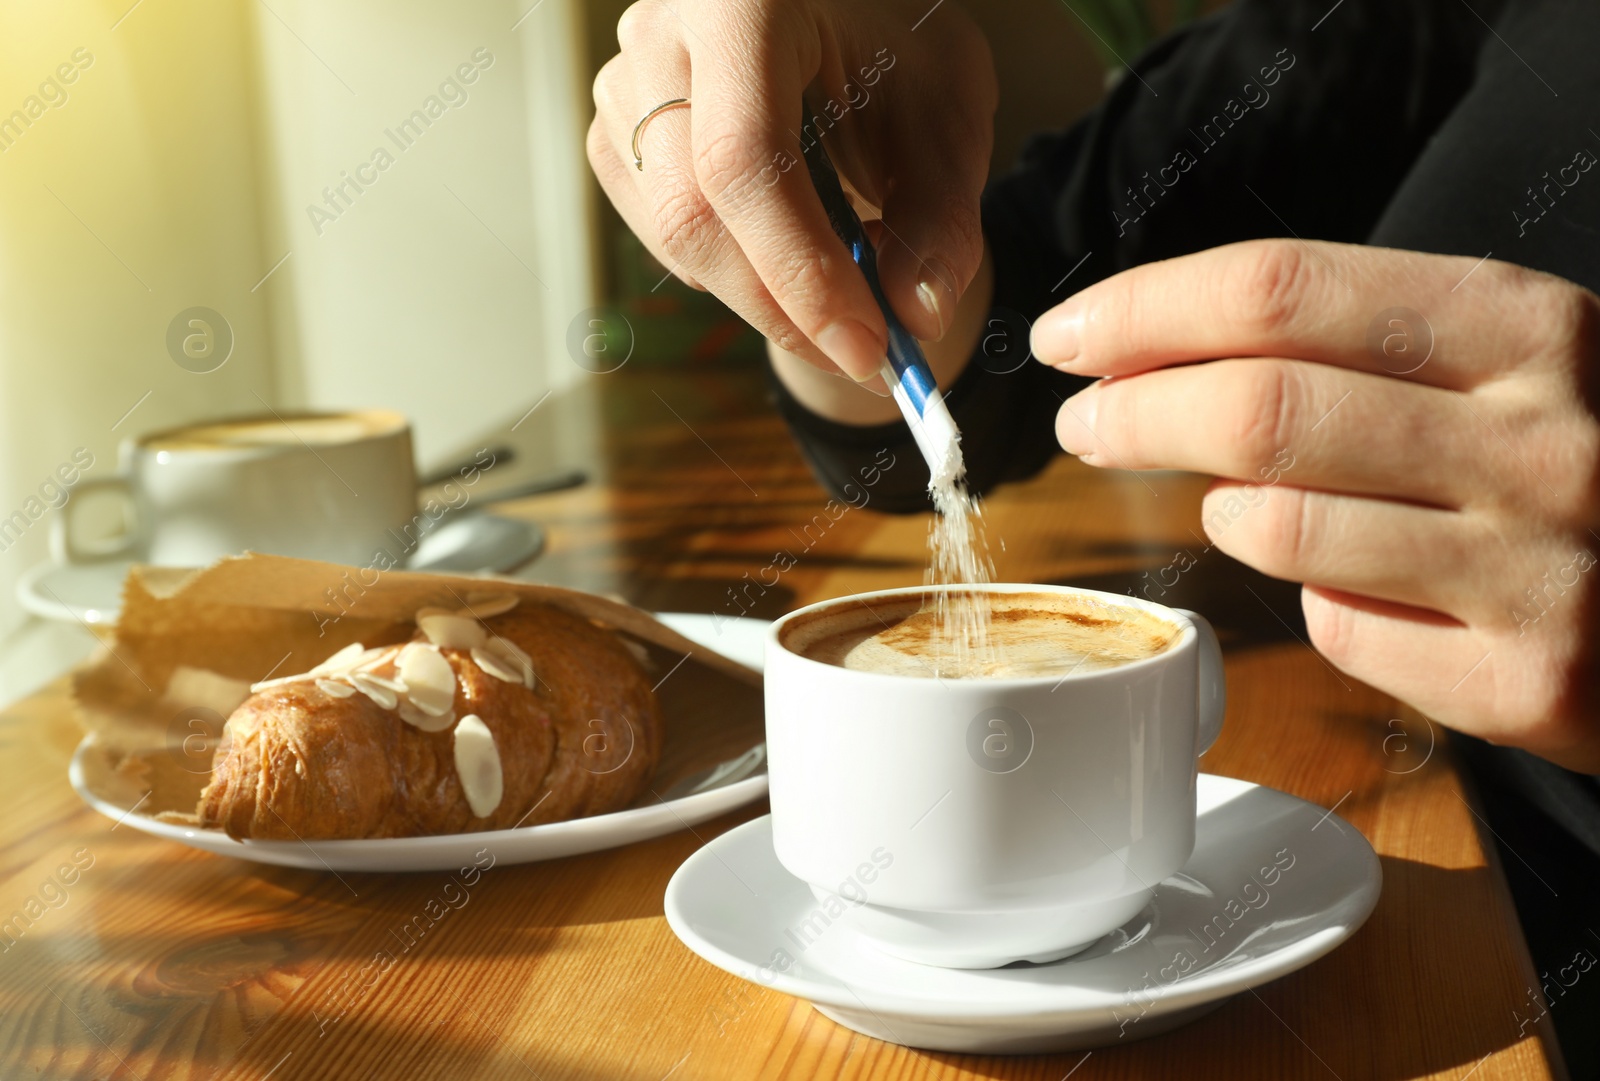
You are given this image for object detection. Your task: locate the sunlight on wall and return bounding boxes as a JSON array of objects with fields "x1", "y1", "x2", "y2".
[{"x1": 0, "y1": 0, "x2": 276, "y2": 651}]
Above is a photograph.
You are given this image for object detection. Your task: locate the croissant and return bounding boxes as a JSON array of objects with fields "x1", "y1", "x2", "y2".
[{"x1": 196, "y1": 598, "x2": 663, "y2": 840}]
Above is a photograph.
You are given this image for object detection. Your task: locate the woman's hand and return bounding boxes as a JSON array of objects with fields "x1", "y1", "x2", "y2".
[
  {"x1": 587, "y1": 0, "x2": 996, "y2": 383},
  {"x1": 1032, "y1": 240, "x2": 1600, "y2": 771}
]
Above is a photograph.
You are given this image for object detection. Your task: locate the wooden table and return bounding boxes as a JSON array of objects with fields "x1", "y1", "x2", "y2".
[{"x1": 0, "y1": 365, "x2": 1563, "y2": 1080}]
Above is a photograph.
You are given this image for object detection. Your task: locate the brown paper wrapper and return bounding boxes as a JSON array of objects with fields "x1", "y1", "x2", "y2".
[{"x1": 71, "y1": 552, "x2": 763, "y2": 829}]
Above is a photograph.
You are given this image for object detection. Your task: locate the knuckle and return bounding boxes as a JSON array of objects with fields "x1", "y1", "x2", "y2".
[
  {"x1": 1086, "y1": 272, "x2": 1146, "y2": 358},
  {"x1": 940, "y1": 203, "x2": 986, "y2": 272},
  {"x1": 1090, "y1": 381, "x2": 1135, "y2": 457},
  {"x1": 1479, "y1": 261, "x2": 1600, "y2": 365},
  {"x1": 895, "y1": 198, "x2": 985, "y2": 284},
  {"x1": 761, "y1": 253, "x2": 833, "y2": 313},
  {"x1": 768, "y1": 324, "x2": 814, "y2": 358},
  {"x1": 651, "y1": 185, "x2": 720, "y2": 265},
  {"x1": 1537, "y1": 280, "x2": 1600, "y2": 363},
  {"x1": 1302, "y1": 588, "x2": 1357, "y2": 667},
  {"x1": 585, "y1": 118, "x2": 615, "y2": 177},
  {"x1": 1204, "y1": 481, "x2": 1314, "y2": 577},
  {"x1": 1224, "y1": 361, "x2": 1302, "y2": 472},
  {"x1": 1472, "y1": 382, "x2": 1595, "y2": 522},
  {"x1": 693, "y1": 122, "x2": 766, "y2": 212},
  {"x1": 1228, "y1": 240, "x2": 1313, "y2": 338},
  {"x1": 1565, "y1": 285, "x2": 1600, "y2": 355},
  {"x1": 1256, "y1": 486, "x2": 1316, "y2": 574},
  {"x1": 591, "y1": 57, "x2": 623, "y2": 114},
  {"x1": 615, "y1": 2, "x2": 662, "y2": 50}
]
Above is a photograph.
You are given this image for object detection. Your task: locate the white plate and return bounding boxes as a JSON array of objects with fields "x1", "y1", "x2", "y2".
[
  {"x1": 665, "y1": 774, "x2": 1382, "y2": 1054},
  {"x1": 18, "y1": 512, "x2": 544, "y2": 625},
  {"x1": 70, "y1": 613, "x2": 769, "y2": 872}
]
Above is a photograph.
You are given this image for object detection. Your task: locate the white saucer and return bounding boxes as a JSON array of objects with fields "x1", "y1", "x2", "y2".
[
  {"x1": 16, "y1": 512, "x2": 543, "y2": 625},
  {"x1": 407, "y1": 510, "x2": 544, "y2": 575},
  {"x1": 69, "y1": 613, "x2": 769, "y2": 872},
  {"x1": 665, "y1": 774, "x2": 1382, "y2": 1054},
  {"x1": 15, "y1": 558, "x2": 129, "y2": 625}
]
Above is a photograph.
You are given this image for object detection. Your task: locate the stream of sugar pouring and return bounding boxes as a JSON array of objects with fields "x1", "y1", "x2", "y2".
[
  {"x1": 894, "y1": 379, "x2": 998, "y2": 678},
  {"x1": 927, "y1": 470, "x2": 999, "y2": 678}
]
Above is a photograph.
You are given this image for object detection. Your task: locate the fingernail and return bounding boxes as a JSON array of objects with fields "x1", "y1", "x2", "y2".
[
  {"x1": 1033, "y1": 301, "x2": 1084, "y2": 367},
  {"x1": 1058, "y1": 385, "x2": 1098, "y2": 456},
  {"x1": 916, "y1": 260, "x2": 956, "y2": 340},
  {"x1": 826, "y1": 362, "x2": 892, "y2": 396},
  {"x1": 816, "y1": 320, "x2": 887, "y2": 383}
]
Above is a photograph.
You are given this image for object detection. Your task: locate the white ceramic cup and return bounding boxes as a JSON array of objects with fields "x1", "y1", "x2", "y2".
[
  {"x1": 52, "y1": 410, "x2": 418, "y2": 568},
  {"x1": 764, "y1": 583, "x2": 1225, "y2": 969}
]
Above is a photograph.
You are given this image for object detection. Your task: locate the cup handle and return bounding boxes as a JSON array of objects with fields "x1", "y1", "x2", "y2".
[
  {"x1": 1176, "y1": 609, "x2": 1226, "y2": 756},
  {"x1": 51, "y1": 475, "x2": 140, "y2": 565}
]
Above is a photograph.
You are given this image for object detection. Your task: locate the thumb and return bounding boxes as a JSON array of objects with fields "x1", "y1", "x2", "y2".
[{"x1": 874, "y1": 162, "x2": 987, "y2": 343}]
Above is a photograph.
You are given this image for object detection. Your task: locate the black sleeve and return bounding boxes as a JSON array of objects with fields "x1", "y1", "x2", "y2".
[{"x1": 771, "y1": 0, "x2": 1491, "y2": 513}]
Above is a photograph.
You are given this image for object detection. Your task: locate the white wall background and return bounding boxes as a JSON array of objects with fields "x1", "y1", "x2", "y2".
[{"x1": 251, "y1": 0, "x2": 598, "y2": 468}]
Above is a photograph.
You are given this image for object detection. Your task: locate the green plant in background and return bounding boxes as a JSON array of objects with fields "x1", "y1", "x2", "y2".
[{"x1": 1067, "y1": 0, "x2": 1204, "y2": 72}]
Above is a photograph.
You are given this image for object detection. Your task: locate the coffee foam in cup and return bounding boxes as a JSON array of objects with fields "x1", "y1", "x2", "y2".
[
  {"x1": 782, "y1": 590, "x2": 1180, "y2": 680},
  {"x1": 141, "y1": 411, "x2": 406, "y2": 452}
]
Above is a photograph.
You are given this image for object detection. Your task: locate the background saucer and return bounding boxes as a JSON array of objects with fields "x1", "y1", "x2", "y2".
[{"x1": 16, "y1": 511, "x2": 543, "y2": 625}]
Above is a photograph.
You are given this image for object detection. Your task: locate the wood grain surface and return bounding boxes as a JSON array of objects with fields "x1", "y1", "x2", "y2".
[{"x1": 0, "y1": 366, "x2": 1563, "y2": 1080}]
